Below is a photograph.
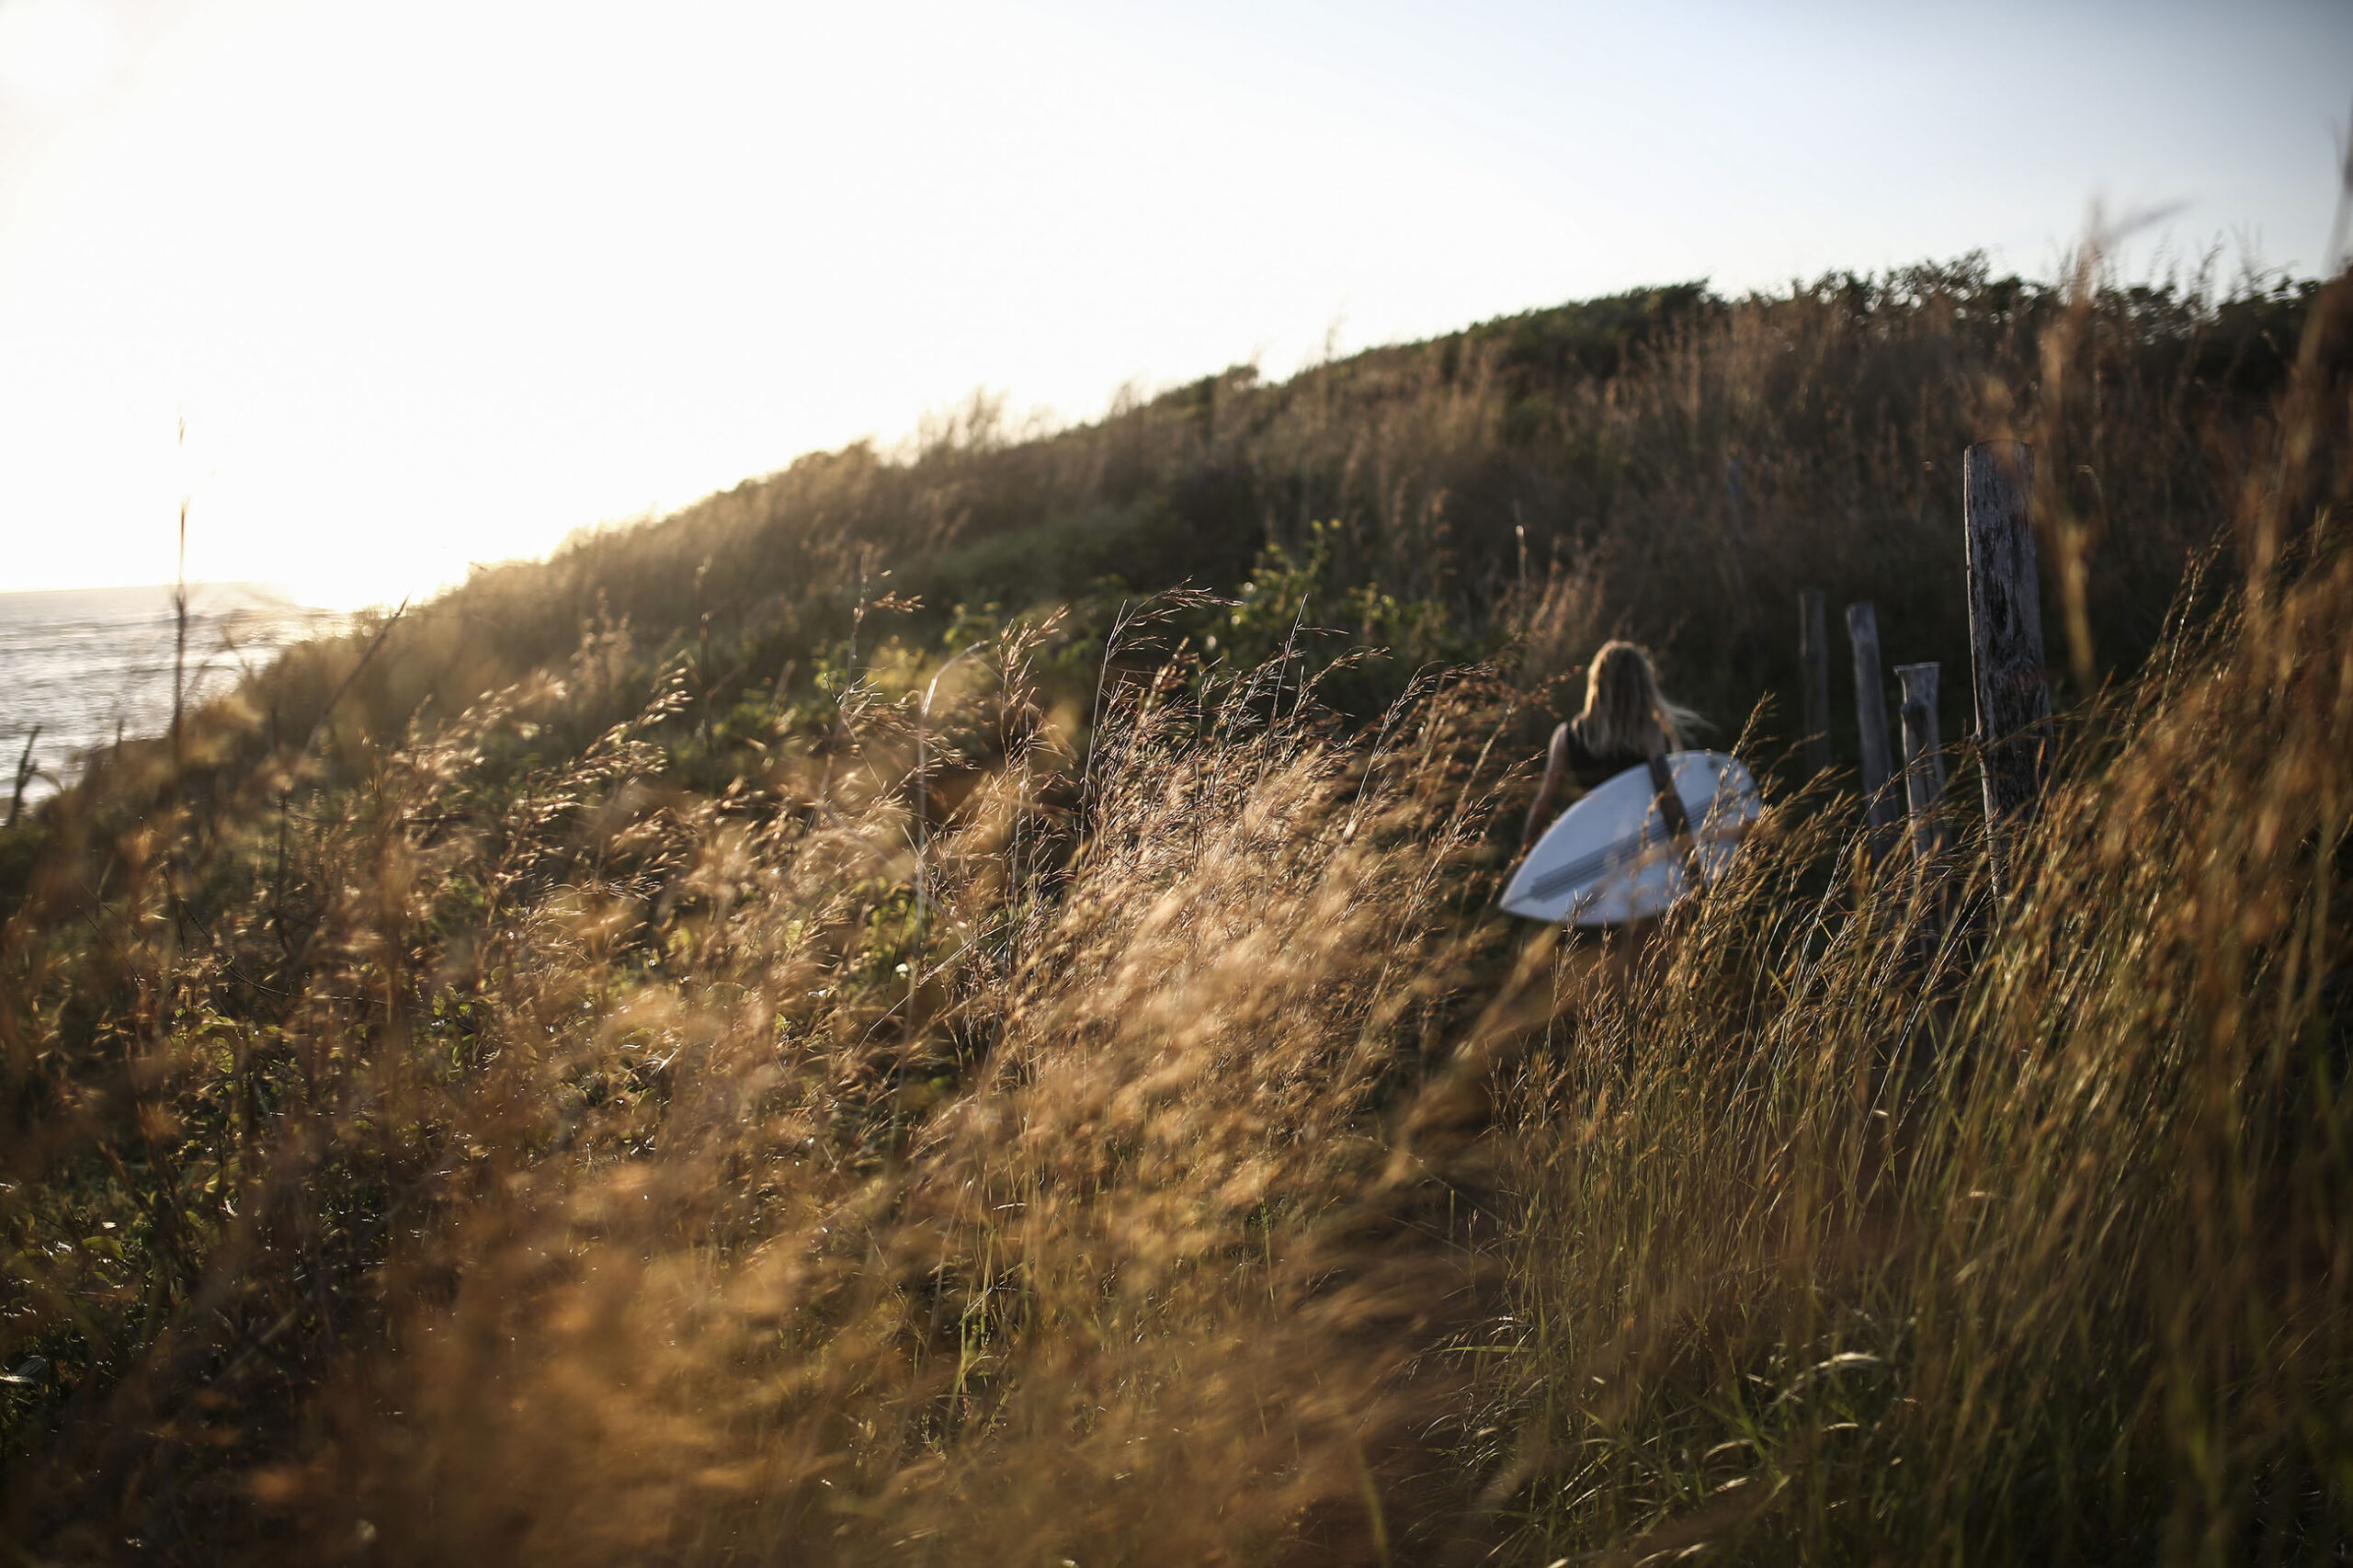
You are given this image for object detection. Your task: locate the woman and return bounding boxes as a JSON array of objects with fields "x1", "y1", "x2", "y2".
[{"x1": 1520, "y1": 640, "x2": 1699, "y2": 850}]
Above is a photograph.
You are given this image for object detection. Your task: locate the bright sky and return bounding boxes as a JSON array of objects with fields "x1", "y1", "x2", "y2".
[{"x1": 2, "y1": 0, "x2": 2347, "y2": 608}]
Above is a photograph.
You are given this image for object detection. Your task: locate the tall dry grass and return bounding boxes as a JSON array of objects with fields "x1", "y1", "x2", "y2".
[
  {"x1": 2, "y1": 605, "x2": 1536, "y2": 1561},
  {"x1": 2, "y1": 266, "x2": 2347, "y2": 1564},
  {"x1": 6, "y1": 527, "x2": 2347, "y2": 1562},
  {"x1": 1479, "y1": 538, "x2": 2350, "y2": 1561}
]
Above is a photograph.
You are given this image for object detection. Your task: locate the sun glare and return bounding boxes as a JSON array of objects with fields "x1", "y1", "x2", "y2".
[
  {"x1": 0, "y1": 0, "x2": 110, "y2": 111},
  {"x1": 0, "y1": 2, "x2": 2343, "y2": 602}
]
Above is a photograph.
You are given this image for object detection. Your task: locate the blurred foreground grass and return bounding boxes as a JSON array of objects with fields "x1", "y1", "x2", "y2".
[{"x1": 1, "y1": 257, "x2": 2347, "y2": 1563}]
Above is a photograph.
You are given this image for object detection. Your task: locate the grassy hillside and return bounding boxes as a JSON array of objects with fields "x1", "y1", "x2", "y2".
[
  {"x1": 1, "y1": 256, "x2": 2347, "y2": 1564},
  {"x1": 172, "y1": 252, "x2": 2317, "y2": 794}
]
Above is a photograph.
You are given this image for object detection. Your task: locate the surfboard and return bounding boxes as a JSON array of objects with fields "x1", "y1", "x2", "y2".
[{"x1": 1501, "y1": 749, "x2": 1761, "y2": 926}]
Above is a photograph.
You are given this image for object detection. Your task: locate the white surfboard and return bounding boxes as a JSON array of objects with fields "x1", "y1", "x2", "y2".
[{"x1": 1502, "y1": 750, "x2": 1761, "y2": 926}]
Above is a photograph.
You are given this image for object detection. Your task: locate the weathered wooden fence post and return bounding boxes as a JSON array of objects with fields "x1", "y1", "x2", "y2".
[
  {"x1": 1846, "y1": 601, "x2": 1899, "y2": 854},
  {"x1": 1800, "y1": 588, "x2": 1832, "y2": 778},
  {"x1": 1894, "y1": 663, "x2": 1948, "y2": 860},
  {"x1": 1963, "y1": 441, "x2": 2052, "y2": 895}
]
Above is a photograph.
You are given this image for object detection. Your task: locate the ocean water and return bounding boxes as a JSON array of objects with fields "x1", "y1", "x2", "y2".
[{"x1": 0, "y1": 584, "x2": 348, "y2": 807}]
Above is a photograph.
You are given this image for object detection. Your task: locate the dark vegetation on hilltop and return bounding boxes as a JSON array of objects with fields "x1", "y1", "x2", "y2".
[
  {"x1": 233, "y1": 254, "x2": 2318, "y2": 780},
  {"x1": 1, "y1": 256, "x2": 2347, "y2": 1565}
]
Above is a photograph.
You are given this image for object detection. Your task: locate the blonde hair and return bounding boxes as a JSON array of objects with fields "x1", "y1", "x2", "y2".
[{"x1": 1572, "y1": 640, "x2": 1700, "y2": 757}]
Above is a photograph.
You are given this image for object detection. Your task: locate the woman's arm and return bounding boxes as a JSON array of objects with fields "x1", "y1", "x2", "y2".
[{"x1": 1521, "y1": 723, "x2": 1571, "y2": 848}]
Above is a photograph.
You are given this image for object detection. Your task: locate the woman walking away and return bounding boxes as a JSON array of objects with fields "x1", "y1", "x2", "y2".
[
  {"x1": 1407, "y1": 641, "x2": 1702, "y2": 1155},
  {"x1": 1520, "y1": 640, "x2": 1699, "y2": 850}
]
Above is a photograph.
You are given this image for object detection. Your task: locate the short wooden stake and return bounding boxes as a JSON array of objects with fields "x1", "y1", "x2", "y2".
[
  {"x1": 1963, "y1": 441, "x2": 2052, "y2": 895},
  {"x1": 1894, "y1": 663, "x2": 1948, "y2": 860},
  {"x1": 1799, "y1": 588, "x2": 1832, "y2": 778},
  {"x1": 1846, "y1": 601, "x2": 1899, "y2": 854}
]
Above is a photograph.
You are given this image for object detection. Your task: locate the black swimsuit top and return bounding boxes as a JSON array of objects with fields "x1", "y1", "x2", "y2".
[{"x1": 1556, "y1": 722, "x2": 1650, "y2": 792}]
